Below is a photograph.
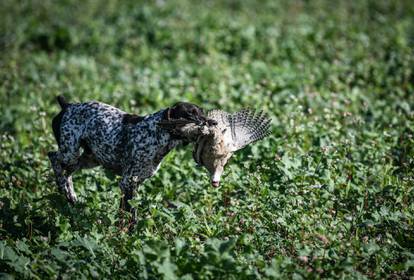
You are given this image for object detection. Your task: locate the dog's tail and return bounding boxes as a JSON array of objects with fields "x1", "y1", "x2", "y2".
[{"x1": 57, "y1": 95, "x2": 69, "y2": 110}]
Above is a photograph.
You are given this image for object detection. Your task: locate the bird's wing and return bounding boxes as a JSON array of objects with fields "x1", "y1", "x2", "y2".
[
  {"x1": 207, "y1": 109, "x2": 271, "y2": 152},
  {"x1": 207, "y1": 109, "x2": 231, "y2": 128}
]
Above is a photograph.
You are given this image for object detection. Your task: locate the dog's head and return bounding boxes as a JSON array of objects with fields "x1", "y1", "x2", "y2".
[{"x1": 157, "y1": 102, "x2": 216, "y2": 140}]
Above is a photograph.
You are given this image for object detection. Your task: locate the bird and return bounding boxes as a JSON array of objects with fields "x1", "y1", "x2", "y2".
[{"x1": 193, "y1": 108, "x2": 271, "y2": 187}]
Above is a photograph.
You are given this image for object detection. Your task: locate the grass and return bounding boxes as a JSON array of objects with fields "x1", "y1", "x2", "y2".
[{"x1": 1, "y1": 0, "x2": 414, "y2": 278}]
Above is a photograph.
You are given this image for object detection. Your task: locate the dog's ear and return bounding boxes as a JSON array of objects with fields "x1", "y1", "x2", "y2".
[
  {"x1": 158, "y1": 104, "x2": 211, "y2": 141},
  {"x1": 158, "y1": 106, "x2": 193, "y2": 132},
  {"x1": 167, "y1": 102, "x2": 206, "y2": 124},
  {"x1": 158, "y1": 103, "x2": 208, "y2": 129}
]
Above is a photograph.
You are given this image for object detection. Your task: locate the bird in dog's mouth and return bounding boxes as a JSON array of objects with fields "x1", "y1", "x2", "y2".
[{"x1": 193, "y1": 109, "x2": 271, "y2": 187}]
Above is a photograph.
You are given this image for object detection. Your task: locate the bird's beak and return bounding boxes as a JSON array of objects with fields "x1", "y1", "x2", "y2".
[{"x1": 211, "y1": 171, "x2": 222, "y2": 187}]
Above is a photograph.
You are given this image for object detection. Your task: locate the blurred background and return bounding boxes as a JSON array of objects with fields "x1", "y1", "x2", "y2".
[{"x1": 1, "y1": 0, "x2": 413, "y2": 278}]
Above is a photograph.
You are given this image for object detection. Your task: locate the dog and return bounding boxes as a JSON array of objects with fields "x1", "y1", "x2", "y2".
[{"x1": 48, "y1": 96, "x2": 212, "y2": 214}]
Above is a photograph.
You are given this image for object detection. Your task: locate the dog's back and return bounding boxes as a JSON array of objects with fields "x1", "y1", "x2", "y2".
[{"x1": 53, "y1": 98, "x2": 128, "y2": 170}]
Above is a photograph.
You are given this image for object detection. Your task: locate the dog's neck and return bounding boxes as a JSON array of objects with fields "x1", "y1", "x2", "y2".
[{"x1": 148, "y1": 110, "x2": 183, "y2": 164}]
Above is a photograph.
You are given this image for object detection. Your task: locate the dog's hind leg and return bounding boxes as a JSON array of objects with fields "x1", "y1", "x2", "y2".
[
  {"x1": 49, "y1": 149, "x2": 99, "y2": 204},
  {"x1": 55, "y1": 126, "x2": 88, "y2": 204},
  {"x1": 49, "y1": 97, "x2": 83, "y2": 204},
  {"x1": 48, "y1": 151, "x2": 78, "y2": 204}
]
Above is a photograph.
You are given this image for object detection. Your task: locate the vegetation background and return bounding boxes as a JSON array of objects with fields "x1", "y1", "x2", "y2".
[{"x1": 1, "y1": 0, "x2": 414, "y2": 278}]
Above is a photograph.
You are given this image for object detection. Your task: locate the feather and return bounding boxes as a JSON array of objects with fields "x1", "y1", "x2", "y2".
[
  {"x1": 194, "y1": 108, "x2": 271, "y2": 186},
  {"x1": 207, "y1": 108, "x2": 271, "y2": 152}
]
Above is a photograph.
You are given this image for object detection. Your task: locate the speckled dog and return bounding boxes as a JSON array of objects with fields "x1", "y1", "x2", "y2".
[{"x1": 48, "y1": 96, "x2": 212, "y2": 213}]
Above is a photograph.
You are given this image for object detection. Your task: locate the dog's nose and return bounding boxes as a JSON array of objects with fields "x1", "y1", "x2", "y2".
[{"x1": 211, "y1": 180, "x2": 220, "y2": 187}]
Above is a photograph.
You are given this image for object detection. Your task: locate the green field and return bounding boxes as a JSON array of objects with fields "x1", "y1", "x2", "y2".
[{"x1": 1, "y1": 0, "x2": 414, "y2": 278}]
